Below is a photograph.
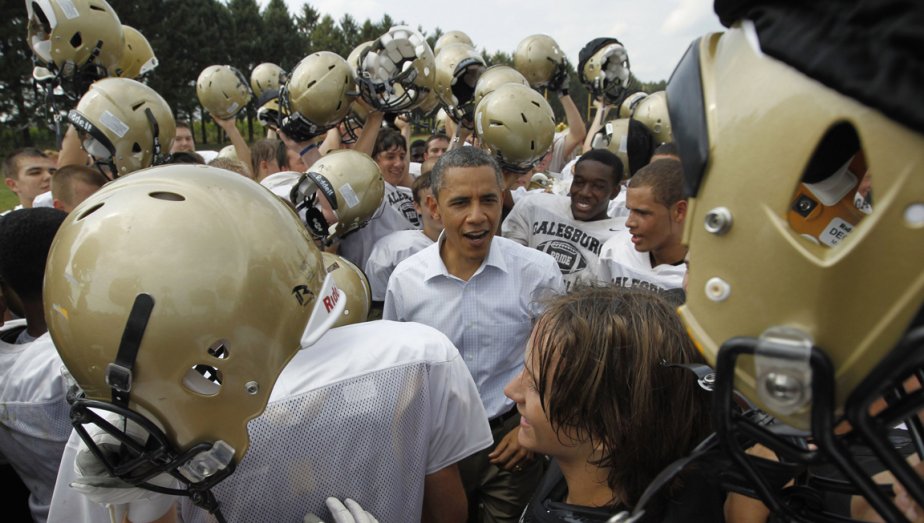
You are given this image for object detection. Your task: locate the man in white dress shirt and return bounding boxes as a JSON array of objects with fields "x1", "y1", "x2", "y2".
[
  {"x1": 595, "y1": 159, "x2": 688, "y2": 298},
  {"x1": 384, "y1": 147, "x2": 564, "y2": 522}
]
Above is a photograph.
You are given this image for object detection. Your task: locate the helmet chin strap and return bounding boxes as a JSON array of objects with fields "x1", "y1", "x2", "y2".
[{"x1": 106, "y1": 293, "x2": 155, "y2": 407}]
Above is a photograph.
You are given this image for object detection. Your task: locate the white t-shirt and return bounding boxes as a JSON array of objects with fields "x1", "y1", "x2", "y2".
[
  {"x1": 338, "y1": 183, "x2": 420, "y2": 270},
  {"x1": 364, "y1": 230, "x2": 434, "y2": 301},
  {"x1": 594, "y1": 231, "x2": 687, "y2": 293},
  {"x1": 0, "y1": 330, "x2": 72, "y2": 523},
  {"x1": 48, "y1": 321, "x2": 491, "y2": 523},
  {"x1": 33, "y1": 191, "x2": 54, "y2": 208},
  {"x1": 384, "y1": 182, "x2": 420, "y2": 228},
  {"x1": 502, "y1": 192, "x2": 625, "y2": 290}
]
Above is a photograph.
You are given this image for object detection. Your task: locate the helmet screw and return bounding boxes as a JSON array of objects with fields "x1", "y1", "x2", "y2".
[
  {"x1": 763, "y1": 371, "x2": 804, "y2": 407},
  {"x1": 704, "y1": 207, "x2": 733, "y2": 235},
  {"x1": 245, "y1": 381, "x2": 259, "y2": 395},
  {"x1": 705, "y1": 277, "x2": 731, "y2": 302}
]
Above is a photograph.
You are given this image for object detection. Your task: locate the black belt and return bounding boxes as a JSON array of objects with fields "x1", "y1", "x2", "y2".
[{"x1": 489, "y1": 407, "x2": 518, "y2": 430}]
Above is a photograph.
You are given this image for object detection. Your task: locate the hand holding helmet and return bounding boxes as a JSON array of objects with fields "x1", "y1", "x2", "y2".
[{"x1": 70, "y1": 410, "x2": 179, "y2": 523}]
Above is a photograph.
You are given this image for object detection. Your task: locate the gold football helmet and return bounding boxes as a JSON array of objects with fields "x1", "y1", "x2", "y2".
[
  {"x1": 472, "y1": 65, "x2": 529, "y2": 109},
  {"x1": 289, "y1": 149, "x2": 385, "y2": 242},
  {"x1": 67, "y1": 78, "x2": 175, "y2": 177},
  {"x1": 357, "y1": 26, "x2": 435, "y2": 112},
  {"x1": 281, "y1": 52, "x2": 356, "y2": 142},
  {"x1": 434, "y1": 43, "x2": 486, "y2": 126},
  {"x1": 618, "y1": 91, "x2": 648, "y2": 119},
  {"x1": 321, "y1": 252, "x2": 372, "y2": 328},
  {"x1": 196, "y1": 65, "x2": 252, "y2": 120},
  {"x1": 513, "y1": 34, "x2": 566, "y2": 88},
  {"x1": 434, "y1": 30, "x2": 474, "y2": 55},
  {"x1": 250, "y1": 63, "x2": 286, "y2": 101},
  {"x1": 473, "y1": 83, "x2": 555, "y2": 173},
  {"x1": 632, "y1": 91, "x2": 672, "y2": 144},
  {"x1": 46, "y1": 164, "x2": 343, "y2": 502},
  {"x1": 26, "y1": 0, "x2": 123, "y2": 78},
  {"x1": 109, "y1": 25, "x2": 157, "y2": 79},
  {"x1": 580, "y1": 40, "x2": 630, "y2": 103}
]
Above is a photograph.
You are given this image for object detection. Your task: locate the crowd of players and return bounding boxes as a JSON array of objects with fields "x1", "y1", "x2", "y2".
[{"x1": 1, "y1": 0, "x2": 923, "y2": 522}]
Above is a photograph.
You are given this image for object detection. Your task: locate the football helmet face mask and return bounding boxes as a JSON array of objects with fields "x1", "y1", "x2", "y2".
[
  {"x1": 289, "y1": 149, "x2": 385, "y2": 242},
  {"x1": 280, "y1": 52, "x2": 356, "y2": 142},
  {"x1": 433, "y1": 30, "x2": 474, "y2": 55},
  {"x1": 109, "y1": 25, "x2": 157, "y2": 79},
  {"x1": 250, "y1": 63, "x2": 286, "y2": 101},
  {"x1": 580, "y1": 41, "x2": 631, "y2": 104},
  {"x1": 67, "y1": 77, "x2": 175, "y2": 177},
  {"x1": 256, "y1": 93, "x2": 281, "y2": 130},
  {"x1": 26, "y1": 0, "x2": 124, "y2": 80},
  {"x1": 472, "y1": 65, "x2": 529, "y2": 109},
  {"x1": 670, "y1": 24, "x2": 924, "y2": 521},
  {"x1": 196, "y1": 65, "x2": 252, "y2": 120},
  {"x1": 46, "y1": 165, "x2": 343, "y2": 507},
  {"x1": 473, "y1": 83, "x2": 555, "y2": 174},
  {"x1": 357, "y1": 26, "x2": 435, "y2": 113},
  {"x1": 514, "y1": 34, "x2": 567, "y2": 89},
  {"x1": 320, "y1": 252, "x2": 372, "y2": 328},
  {"x1": 632, "y1": 91, "x2": 672, "y2": 144},
  {"x1": 434, "y1": 43, "x2": 486, "y2": 127}
]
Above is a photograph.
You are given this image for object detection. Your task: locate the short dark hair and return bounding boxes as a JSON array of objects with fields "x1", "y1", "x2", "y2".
[
  {"x1": 530, "y1": 285, "x2": 711, "y2": 508},
  {"x1": 429, "y1": 147, "x2": 502, "y2": 199},
  {"x1": 372, "y1": 129, "x2": 407, "y2": 158},
  {"x1": 629, "y1": 158, "x2": 685, "y2": 206},
  {"x1": 410, "y1": 139, "x2": 426, "y2": 149},
  {"x1": 426, "y1": 133, "x2": 450, "y2": 147},
  {"x1": 176, "y1": 120, "x2": 192, "y2": 131},
  {"x1": 411, "y1": 171, "x2": 432, "y2": 205},
  {"x1": 3, "y1": 148, "x2": 48, "y2": 180},
  {"x1": 166, "y1": 151, "x2": 205, "y2": 165},
  {"x1": 575, "y1": 149, "x2": 624, "y2": 185},
  {"x1": 51, "y1": 165, "x2": 108, "y2": 206},
  {"x1": 0, "y1": 208, "x2": 68, "y2": 302}
]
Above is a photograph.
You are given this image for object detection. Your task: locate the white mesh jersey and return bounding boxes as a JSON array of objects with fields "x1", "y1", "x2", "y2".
[
  {"x1": 0, "y1": 330, "x2": 72, "y2": 523},
  {"x1": 502, "y1": 192, "x2": 625, "y2": 290},
  {"x1": 593, "y1": 230, "x2": 687, "y2": 293},
  {"x1": 178, "y1": 320, "x2": 491, "y2": 522},
  {"x1": 48, "y1": 321, "x2": 490, "y2": 523}
]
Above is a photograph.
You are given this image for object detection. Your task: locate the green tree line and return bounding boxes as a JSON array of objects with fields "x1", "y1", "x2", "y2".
[{"x1": 0, "y1": 0, "x2": 666, "y2": 151}]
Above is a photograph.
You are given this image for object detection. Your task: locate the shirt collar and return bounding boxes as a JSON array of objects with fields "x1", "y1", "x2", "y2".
[{"x1": 425, "y1": 231, "x2": 508, "y2": 281}]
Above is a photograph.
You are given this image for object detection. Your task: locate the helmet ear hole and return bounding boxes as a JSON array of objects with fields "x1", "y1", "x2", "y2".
[
  {"x1": 786, "y1": 122, "x2": 868, "y2": 250},
  {"x1": 70, "y1": 32, "x2": 83, "y2": 48},
  {"x1": 208, "y1": 341, "x2": 230, "y2": 359},
  {"x1": 184, "y1": 365, "x2": 222, "y2": 396},
  {"x1": 132, "y1": 142, "x2": 142, "y2": 153}
]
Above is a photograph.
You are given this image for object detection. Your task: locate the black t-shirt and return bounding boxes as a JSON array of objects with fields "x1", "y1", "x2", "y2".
[{"x1": 520, "y1": 460, "x2": 726, "y2": 523}]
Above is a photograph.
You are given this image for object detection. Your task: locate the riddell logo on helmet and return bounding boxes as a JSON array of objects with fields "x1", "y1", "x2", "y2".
[
  {"x1": 292, "y1": 285, "x2": 315, "y2": 306},
  {"x1": 323, "y1": 285, "x2": 341, "y2": 313}
]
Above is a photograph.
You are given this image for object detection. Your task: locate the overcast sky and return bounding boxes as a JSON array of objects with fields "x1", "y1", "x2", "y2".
[{"x1": 268, "y1": 0, "x2": 726, "y2": 82}]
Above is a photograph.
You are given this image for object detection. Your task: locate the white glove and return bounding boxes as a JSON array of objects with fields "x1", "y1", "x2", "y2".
[
  {"x1": 70, "y1": 410, "x2": 180, "y2": 523},
  {"x1": 304, "y1": 497, "x2": 379, "y2": 523}
]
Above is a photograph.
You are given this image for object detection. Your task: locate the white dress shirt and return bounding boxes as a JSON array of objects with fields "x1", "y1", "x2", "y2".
[{"x1": 383, "y1": 234, "x2": 564, "y2": 418}]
